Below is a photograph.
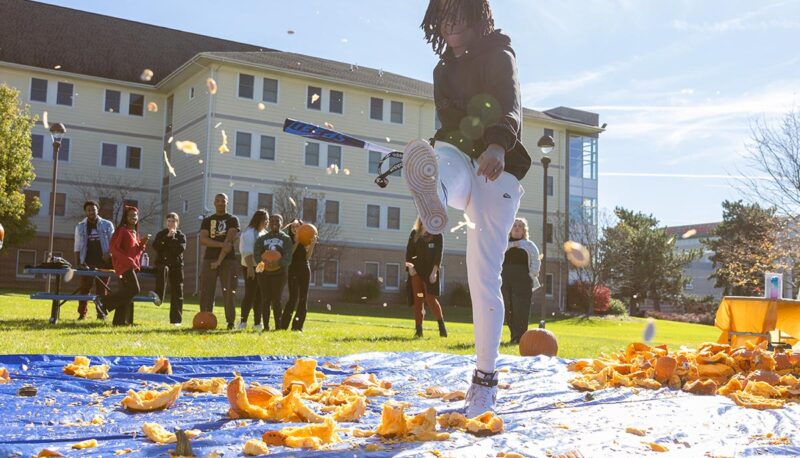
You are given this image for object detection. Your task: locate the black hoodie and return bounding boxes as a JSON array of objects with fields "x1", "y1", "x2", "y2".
[{"x1": 432, "y1": 30, "x2": 532, "y2": 181}]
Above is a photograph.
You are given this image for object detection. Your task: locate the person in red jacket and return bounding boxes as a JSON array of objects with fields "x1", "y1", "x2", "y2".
[{"x1": 95, "y1": 206, "x2": 160, "y2": 325}]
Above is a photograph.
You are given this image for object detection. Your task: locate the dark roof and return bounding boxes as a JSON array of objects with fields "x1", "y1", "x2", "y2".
[
  {"x1": 665, "y1": 222, "x2": 719, "y2": 239},
  {"x1": 0, "y1": 0, "x2": 268, "y2": 84},
  {"x1": 1, "y1": 0, "x2": 600, "y2": 128}
]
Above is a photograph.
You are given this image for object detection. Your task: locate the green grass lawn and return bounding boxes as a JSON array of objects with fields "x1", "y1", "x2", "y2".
[{"x1": 0, "y1": 289, "x2": 720, "y2": 359}]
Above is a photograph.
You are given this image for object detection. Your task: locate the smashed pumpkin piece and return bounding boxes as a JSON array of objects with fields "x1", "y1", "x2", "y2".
[
  {"x1": 420, "y1": 386, "x2": 465, "y2": 401},
  {"x1": 142, "y1": 422, "x2": 201, "y2": 444},
  {"x1": 375, "y1": 401, "x2": 410, "y2": 438},
  {"x1": 262, "y1": 416, "x2": 340, "y2": 449},
  {"x1": 683, "y1": 379, "x2": 718, "y2": 396},
  {"x1": 228, "y1": 374, "x2": 325, "y2": 422},
  {"x1": 0, "y1": 367, "x2": 10, "y2": 384},
  {"x1": 242, "y1": 439, "x2": 270, "y2": 456},
  {"x1": 744, "y1": 380, "x2": 782, "y2": 398},
  {"x1": 332, "y1": 396, "x2": 367, "y2": 422},
  {"x1": 36, "y1": 449, "x2": 64, "y2": 457},
  {"x1": 374, "y1": 402, "x2": 449, "y2": 441},
  {"x1": 282, "y1": 358, "x2": 326, "y2": 394},
  {"x1": 643, "y1": 442, "x2": 669, "y2": 452},
  {"x1": 63, "y1": 356, "x2": 110, "y2": 380},
  {"x1": 182, "y1": 377, "x2": 227, "y2": 394},
  {"x1": 246, "y1": 384, "x2": 283, "y2": 407},
  {"x1": 121, "y1": 383, "x2": 182, "y2": 412},
  {"x1": 342, "y1": 373, "x2": 392, "y2": 390},
  {"x1": 406, "y1": 408, "x2": 450, "y2": 441},
  {"x1": 364, "y1": 385, "x2": 395, "y2": 397},
  {"x1": 71, "y1": 439, "x2": 98, "y2": 449},
  {"x1": 729, "y1": 391, "x2": 785, "y2": 410},
  {"x1": 625, "y1": 427, "x2": 646, "y2": 436},
  {"x1": 137, "y1": 357, "x2": 173, "y2": 375},
  {"x1": 437, "y1": 411, "x2": 504, "y2": 437}
]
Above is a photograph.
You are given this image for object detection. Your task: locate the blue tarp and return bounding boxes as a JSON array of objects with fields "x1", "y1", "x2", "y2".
[{"x1": 0, "y1": 352, "x2": 798, "y2": 457}]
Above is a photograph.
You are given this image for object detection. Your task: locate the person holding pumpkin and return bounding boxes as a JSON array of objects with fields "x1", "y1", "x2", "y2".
[
  {"x1": 502, "y1": 217, "x2": 541, "y2": 344},
  {"x1": 238, "y1": 209, "x2": 269, "y2": 331},
  {"x1": 405, "y1": 217, "x2": 447, "y2": 338},
  {"x1": 279, "y1": 219, "x2": 317, "y2": 331},
  {"x1": 253, "y1": 214, "x2": 293, "y2": 331}
]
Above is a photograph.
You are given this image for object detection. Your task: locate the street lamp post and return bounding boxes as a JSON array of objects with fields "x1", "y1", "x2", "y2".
[
  {"x1": 537, "y1": 134, "x2": 554, "y2": 328},
  {"x1": 46, "y1": 123, "x2": 66, "y2": 292}
]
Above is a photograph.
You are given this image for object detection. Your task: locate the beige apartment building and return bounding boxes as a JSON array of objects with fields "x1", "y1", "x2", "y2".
[{"x1": 0, "y1": 0, "x2": 602, "y2": 312}]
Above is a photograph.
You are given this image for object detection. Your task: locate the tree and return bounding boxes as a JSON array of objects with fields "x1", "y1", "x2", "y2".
[
  {"x1": 272, "y1": 176, "x2": 341, "y2": 278},
  {"x1": 599, "y1": 207, "x2": 699, "y2": 313},
  {"x1": 704, "y1": 200, "x2": 784, "y2": 296},
  {"x1": 66, "y1": 172, "x2": 160, "y2": 226},
  {"x1": 563, "y1": 208, "x2": 610, "y2": 316},
  {"x1": 740, "y1": 109, "x2": 800, "y2": 224},
  {"x1": 0, "y1": 84, "x2": 40, "y2": 248}
]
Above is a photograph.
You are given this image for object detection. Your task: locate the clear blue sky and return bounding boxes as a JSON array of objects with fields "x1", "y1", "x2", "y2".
[{"x1": 41, "y1": 0, "x2": 800, "y2": 226}]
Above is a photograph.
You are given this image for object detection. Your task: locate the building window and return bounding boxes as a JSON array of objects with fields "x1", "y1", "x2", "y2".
[
  {"x1": 385, "y1": 263, "x2": 400, "y2": 290},
  {"x1": 52, "y1": 192, "x2": 66, "y2": 217},
  {"x1": 546, "y1": 273, "x2": 554, "y2": 296},
  {"x1": 370, "y1": 97, "x2": 383, "y2": 120},
  {"x1": 56, "y1": 82, "x2": 73, "y2": 106},
  {"x1": 547, "y1": 175, "x2": 554, "y2": 197},
  {"x1": 99, "y1": 197, "x2": 114, "y2": 220},
  {"x1": 365, "y1": 261, "x2": 379, "y2": 278},
  {"x1": 182, "y1": 200, "x2": 189, "y2": 214},
  {"x1": 327, "y1": 145, "x2": 342, "y2": 168},
  {"x1": 260, "y1": 135, "x2": 275, "y2": 160},
  {"x1": 387, "y1": 206, "x2": 400, "y2": 230},
  {"x1": 307, "y1": 86, "x2": 322, "y2": 110},
  {"x1": 17, "y1": 249, "x2": 37, "y2": 278},
  {"x1": 262, "y1": 77, "x2": 278, "y2": 103},
  {"x1": 329, "y1": 90, "x2": 343, "y2": 114},
  {"x1": 303, "y1": 198, "x2": 318, "y2": 223},
  {"x1": 239, "y1": 73, "x2": 254, "y2": 99},
  {"x1": 105, "y1": 90, "x2": 121, "y2": 113},
  {"x1": 101, "y1": 143, "x2": 118, "y2": 167},
  {"x1": 56, "y1": 138, "x2": 70, "y2": 162},
  {"x1": 233, "y1": 190, "x2": 249, "y2": 216},
  {"x1": 325, "y1": 200, "x2": 339, "y2": 225},
  {"x1": 31, "y1": 134, "x2": 44, "y2": 159},
  {"x1": 366, "y1": 204, "x2": 380, "y2": 228},
  {"x1": 258, "y1": 193, "x2": 273, "y2": 213},
  {"x1": 24, "y1": 190, "x2": 40, "y2": 214},
  {"x1": 322, "y1": 260, "x2": 339, "y2": 286},
  {"x1": 569, "y1": 135, "x2": 598, "y2": 180},
  {"x1": 305, "y1": 142, "x2": 320, "y2": 166},
  {"x1": 236, "y1": 132, "x2": 252, "y2": 158},
  {"x1": 128, "y1": 93, "x2": 144, "y2": 116},
  {"x1": 390, "y1": 101, "x2": 404, "y2": 124},
  {"x1": 546, "y1": 222, "x2": 553, "y2": 244},
  {"x1": 126, "y1": 146, "x2": 141, "y2": 169},
  {"x1": 30, "y1": 78, "x2": 48, "y2": 103}
]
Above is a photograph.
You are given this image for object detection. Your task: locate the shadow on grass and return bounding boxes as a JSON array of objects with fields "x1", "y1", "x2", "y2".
[{"x1": 333, "y1": 335, "x2": 418, "y2": 344}]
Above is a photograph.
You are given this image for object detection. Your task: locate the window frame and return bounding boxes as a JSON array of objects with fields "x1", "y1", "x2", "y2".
[
  {"x1": 259, "y1": 135, "x2": 276, "y2": 161},
  {"x1": 232, "y1": 190, "x2": 250, "y2": 216},
  {"x1": 384, "y1": 262, "x2": 401, "y2": 290},
  {"x1": 387, "y1": 206, "x2": 401, "y2": 230},
  {"x1": 128, "y1": 93, "x2": 145, "y2": 116},
  {"x1": 235, "y1": 131, "x2": 253, "y2": 158},
  {"x1": 104, "y1": 89, "x2": 121, "y2": 114},
  {"x1": 17, "y1": 249, "x2": 37, "y2": 279},
  {"x1": 262, "y1": 77, "x2": 279, "y2": 104},
  {"x1": 238, "y1": 73, "x2": 255, "y2": 100},
  {"x1": 100, "y1": 142, "x2": 119, "y2": 168},
  {"x1": 390, "y1": 100, "x2": 404, "y2": 124},
  {"x1": 56, "y1": 81, "x2": 74, "y2": 107},
  {"x1": 370, "y1": 97, "x2": 384, "y2": 121},
  {"x1": 324, "y1": 200, "x2": 340, "y2": 225},
  {"x1": 366, "y1": 204, "x2": 381, "y2": 228},
  {"x1": 322, "y1": 260, "x2": 339, "y2": 287},
  {"x1": 30, "y1": 78, "x2": 48, "y2": 103},
  {"x1": 125, "y1": 145, "x2": 142, "y2": 169}
]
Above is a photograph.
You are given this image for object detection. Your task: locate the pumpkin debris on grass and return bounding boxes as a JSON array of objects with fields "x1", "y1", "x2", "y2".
[
  {"x1": 568, "y1": 341, "x2": 800, "y2": 409},
  {"x1": 137, "y1": 357, "x2": 173, "y2": 375},
  {"x1": 142, "y1": 422, "x2": 202, "y2": 444},
  {"x1": 182, "y1": 377, "x2": 227, "y2": 394},
  {"x1": 63, "y1": 356, "x2": 110, "y2": 380},
  {"x1": 121, "y1": 383, "x2": 182, "y2": 412}
]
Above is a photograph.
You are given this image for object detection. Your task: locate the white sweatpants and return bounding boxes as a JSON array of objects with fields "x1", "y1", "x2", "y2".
[{"x1": 436, "y1": 142, "x2": 524, "y2": 373}]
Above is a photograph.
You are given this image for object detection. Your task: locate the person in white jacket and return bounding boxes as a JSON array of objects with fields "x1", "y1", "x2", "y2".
[
  {"x1": 237, "y1": 209, "x2": 268, "y2": 331},
  {"x1": 501, "y1": 217, "x2": 541, "y2": 344}
]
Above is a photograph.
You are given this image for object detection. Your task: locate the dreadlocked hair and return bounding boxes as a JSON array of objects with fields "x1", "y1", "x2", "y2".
[{"x1": 421, "y1": 0, "x2": 495, "y2": 56}]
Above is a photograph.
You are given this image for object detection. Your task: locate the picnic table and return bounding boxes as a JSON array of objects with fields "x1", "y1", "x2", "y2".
[
  {"x1": 714, "y1": 296, "x2": 800, "y2": 348},
  {"x1": 24, "y1": 267, "x2": 156, "y2": 324}
]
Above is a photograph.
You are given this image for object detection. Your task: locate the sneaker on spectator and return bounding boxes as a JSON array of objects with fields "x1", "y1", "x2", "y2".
[
  {"x1": 237, "y1": 321, "x2": 247, "y2": 330},
  {"x1": 148, "y1": 291, "x2": 162, "y2": 306},
  {"x1": 227, "y1": 322, "x2": 235, "y2": 330},
  {"x1": 253, "y1": 323, "x2": 264, "y2": 332}
]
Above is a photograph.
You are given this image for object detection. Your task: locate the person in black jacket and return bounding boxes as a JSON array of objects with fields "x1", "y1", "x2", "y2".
[
  {"x1": 406, "y1": 217, "x2": 447, "y2": 338},
  {"x1": 400, "y1": 0, "x2": 530, "y2": 418},
  {"x1": 253, "y1": 214, "x2": 294, "y2": 331},
  {"x1": 152, "y1": 212, "x2": 187, "y2": 325},
  {"x1": 279, "y1": 219, "x2": 316, "y2": 331}
]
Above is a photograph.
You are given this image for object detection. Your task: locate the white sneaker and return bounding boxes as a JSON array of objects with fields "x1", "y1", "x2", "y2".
[
  {"x1": 403, "y1": 139, "x2": 448, "y2": 234},
  {"x1": 253, "y1": 323, "x2": 264, "y2": 332},
  {"x1": 464, "y1": 369, "x2": 498, "y2": 418},
  {"x1": 236, "y1": 321, "x2": 247, "y2": 330}
]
